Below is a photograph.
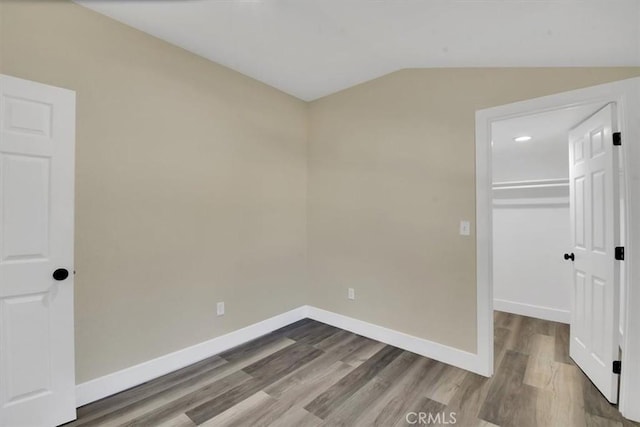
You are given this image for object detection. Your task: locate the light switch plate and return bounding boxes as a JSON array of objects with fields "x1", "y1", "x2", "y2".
[{"x1": 459, "y1": 220, "x2": 471, "y2": 236}]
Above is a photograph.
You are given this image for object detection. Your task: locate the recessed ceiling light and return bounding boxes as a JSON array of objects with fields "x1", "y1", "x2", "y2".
[{"x1": 514, "y1": 136, "x2": 532, "y2": 142}]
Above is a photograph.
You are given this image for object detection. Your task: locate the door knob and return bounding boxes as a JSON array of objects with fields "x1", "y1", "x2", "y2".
[
  {"x1": 564, "y1": 253, "x2": 575, "y2": 261},
  {"x1": 53, "y1": 268, "x2": 69, "y2": 281}
]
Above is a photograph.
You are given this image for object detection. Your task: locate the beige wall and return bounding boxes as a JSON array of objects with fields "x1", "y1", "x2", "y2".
[
  {"x1": 0, "y1": 0, "x2": 309, "y2": 382},
  {"x1": 3, "y1": 0, "x2": 640, "y2": 385},
  {"x1": 307, "y1": 68, "x2": 640, "y2": 352}
]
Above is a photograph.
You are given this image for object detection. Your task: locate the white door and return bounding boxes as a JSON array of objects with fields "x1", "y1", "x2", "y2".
[
  {"x1": 0, "y1": 75, "x2": 76, "y2": 426},
  {"x1": 568, "y1": 103, "x2": 620, "y2": 403}
]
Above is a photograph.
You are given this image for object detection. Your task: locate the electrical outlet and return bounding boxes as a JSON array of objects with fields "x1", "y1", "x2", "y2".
[
  {"x1": 348, "y1": 288, "x2": 355, "y2": 300},
  {"x1": 216, "y1": 302, "x2": 225, "y2": 316},
  {"x1": 459, "y1": 220, "x2": 471, "y2": 236}
]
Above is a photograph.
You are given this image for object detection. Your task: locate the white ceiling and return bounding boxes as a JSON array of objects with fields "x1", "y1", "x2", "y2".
[
  {"x1": 491, "y1": 103, "x2": 603, "y2": 182},
  {"x1": 492, "y1": 103, "x2": 602, "y2": 148},
  {"x1": 76, "y1": 0, "x2": 640, "y2": 101}
]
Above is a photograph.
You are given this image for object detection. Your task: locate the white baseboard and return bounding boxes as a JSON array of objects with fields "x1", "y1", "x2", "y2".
[
  {"x1": 305, "y1": 306, "x2": 487, "y2": 376},
  {"x1": 75, "y1": 306, "x2": 308, "y2": 407},
  {"x1": 494, "y1": 299, "x2": 570, "y2": 324},
  {"x1": 76, "y1": 305, "x2": 488, "y2": 407}
]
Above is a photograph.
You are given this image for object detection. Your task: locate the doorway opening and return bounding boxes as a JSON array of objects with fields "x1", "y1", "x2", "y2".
[
  {"x1": 474, "y1": 78, "x2": 640, "y2": 422},
  {"x1": 491, "y1": 104, "x2": 605, "y2": 326},
  {"x1": 490, "y1": 103, "x2": 628, "y2": 417}
]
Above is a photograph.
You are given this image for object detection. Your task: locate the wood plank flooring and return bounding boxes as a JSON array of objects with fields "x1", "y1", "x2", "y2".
[{"x1": 66, "y1": 312, "x2": 639, "y2": 426}]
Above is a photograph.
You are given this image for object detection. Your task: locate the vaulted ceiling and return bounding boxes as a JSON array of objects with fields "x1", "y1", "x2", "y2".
[{"x1": 76, "y1": 0, "x2": 640, "y2": 101}]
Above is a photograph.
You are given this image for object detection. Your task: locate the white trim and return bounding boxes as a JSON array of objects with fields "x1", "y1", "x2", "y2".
[
  {"x1": 476, "y1": 102, "x2": 495, "y2": 378},
  {"x1": 475, "y1": 77, "x2": 640, "y2": 422},
  {"x1": 619, "y1": 78, "x2": 640, "y2": 423},
  {"x1": 75, "y1": 306, "x2": 309, "y2": 407},
  {"x1": 494, "y1": 299, "x2": 570, "y2": 324},
  {"x1": 305, "y1": 306, "x2": 487, "y2": 376},
  {"x1": 76, "y1": 304, "x2": 491, "y2": 408}
]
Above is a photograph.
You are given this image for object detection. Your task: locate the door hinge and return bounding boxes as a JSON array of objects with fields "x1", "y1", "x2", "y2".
[
  {"x1": 613, "y1": 132, "x2": 622, "y2": 146},
  {"x1": 615, "y1": 247, "x2": 625, "y2": 261},
  {"x1": 613, "y1": 360, "x2": 622, "y2": 374}
]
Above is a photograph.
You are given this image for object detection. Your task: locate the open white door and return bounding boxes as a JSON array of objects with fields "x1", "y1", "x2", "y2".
[
  {"x1": 568, "y1": 103, "x2": 620, "y2": 403},
  {"x1": 0, "y1": 75, "x2": 76, "y2": 426}
]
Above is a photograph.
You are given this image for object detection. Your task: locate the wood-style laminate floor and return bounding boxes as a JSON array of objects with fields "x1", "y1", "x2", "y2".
[{"x1": 67, "y1": 312, "x2": 639, "y2": 427}]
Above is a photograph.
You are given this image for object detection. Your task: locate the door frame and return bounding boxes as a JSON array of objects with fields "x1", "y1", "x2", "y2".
[{"x1": 474, "y1": 77, "x2": 640, "y2": 421}]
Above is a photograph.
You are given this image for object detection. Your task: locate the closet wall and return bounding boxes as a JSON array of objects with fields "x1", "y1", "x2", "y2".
[{"x1": 492, "y1": 113, "x2": 573, "y2": 323}]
